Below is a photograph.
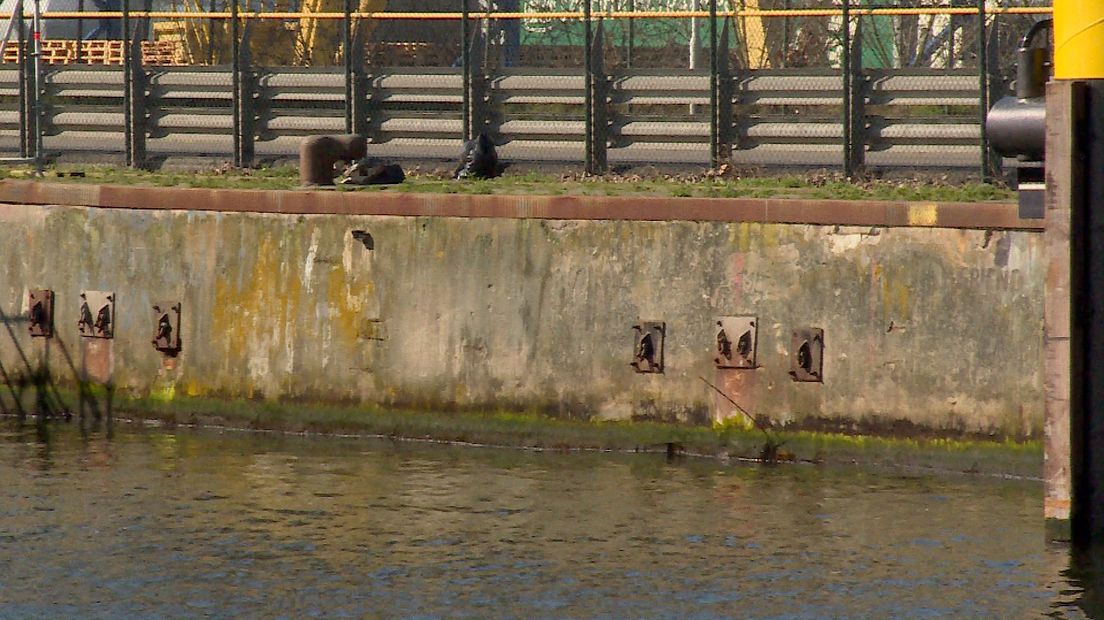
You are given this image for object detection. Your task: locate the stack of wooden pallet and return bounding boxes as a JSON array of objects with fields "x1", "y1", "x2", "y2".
[
  {"x1": 368, "y1": 41, "x2": 452, "y2": 67},
  {"x1": 0, "y1": 39, "x2": 184, "y2": 65},
  {"x1": 141, "y1": 40, "x2": 183, "y2": 65}
]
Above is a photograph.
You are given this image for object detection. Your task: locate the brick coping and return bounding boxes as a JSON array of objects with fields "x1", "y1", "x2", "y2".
[{"x1": 0, "y1": 181, "x2": 1041, "y2": 231}]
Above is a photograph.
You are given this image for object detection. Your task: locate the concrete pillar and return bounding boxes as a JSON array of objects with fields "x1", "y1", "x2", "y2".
[
  {"x1": 1048, "y1": 78, "x2": 1104, "y2": 546},
  {"x1": 1044, "y1": 79, "x2": 1075, "y2": 541}
]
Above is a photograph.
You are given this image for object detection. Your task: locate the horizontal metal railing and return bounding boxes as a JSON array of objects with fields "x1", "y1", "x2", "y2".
[
  {"x1": 0, "y1": 4, "x2": 1049, "y2": 175},
  {"x1": 0, "y1": 65, "x2": 989, "y2": 170}
]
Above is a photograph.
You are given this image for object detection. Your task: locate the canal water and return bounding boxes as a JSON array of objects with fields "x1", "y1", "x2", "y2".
[{"x1": 0, "y1": 420, "x2": 1098, "y2": 619}]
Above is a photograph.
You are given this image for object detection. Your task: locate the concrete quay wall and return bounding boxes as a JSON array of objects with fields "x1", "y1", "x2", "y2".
[{"x1": 0, "y1": 183, "x2": 1045, "y2": 436}]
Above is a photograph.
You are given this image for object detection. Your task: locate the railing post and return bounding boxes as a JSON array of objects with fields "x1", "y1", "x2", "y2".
[
  {"x1": 75, "y1": 0, "x2": 82, "y2": 64},
  {"x1": 595, "y1": 18, "x2": 607, "y2": 173},
  {"x1": 127, "y1": 12, "x2": 147, "y2": 167},
  {"x1": 343, "y1": 0, "x2": 352, "y2": 133},
  {"x1": 237, "y1": 22, "x2": 255, "y2": 167},
  {"x1": 467, "y1": 25, "x2": 487, "y2": 140},
  {"x1": 709, "y1": 0, "x2": 734, "y2": 168},
  {"x1": 231, "y1": 0, "x2": 240, "y2": 166},
  {"x1": 31, "y1": 0, "x2": 41, "y2": 172},
  {"x1": 342, "y1": 0, "x2": 355, "y2": 133},
  {"x1": 781, "y1": 0, "x2": 790, "y2": 67},
  {"x1": 17, "y1": 1, "x2": 29, "y2": 159},
  {"x1": 461, "y1": 0, "x2": 471, "y2": 142},
  {"x1": 350, "y1": 8, "x2": 369, "y2": 136},
  {"x1": 709, "y1": 0, "x2": 717, "y2": 167},
  {"x1": 584, "y1": 0, "x2": 607, "y2": 174},
  {"x1": 985, "y1": 12, "x2": 1002, "y2": 179},
  {"x1": 207, "y1": 0, "x2": 215, "y2": 65},
  {"x1": 841, "y1": 0, "x2": 864, "y2": 178},
  {"x1": 123, "y1": 0, "x2": 133, "y2": 167},
  {"x1": 712, "y1": 16, "x2": 733, "y2": 167},
  {"x1": 845, "y1": 7, "x2": 865, "y2": 177},
  {"x1": 626, "y1": 0, "x2": 634, "y2": 69},
  {"x1": 230, "y1": 0, "x2": 253, "y2": 167},
  {"x1": 841, "y1": 0, "x2": 850, "y2": 176},
  {"x1": 584, "y1": 0, "x2": 592, "y2": 172},
  {"x1": 977, "y1": 0, "x2": 991, "y2": 182}
]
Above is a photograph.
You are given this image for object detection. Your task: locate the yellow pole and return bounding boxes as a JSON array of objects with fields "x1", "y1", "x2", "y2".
[
  {"x1": 1054, "y1": 0, "x2": 1104, "y2": 79},
  {"x1": 733, "y1": 0, "x2": 768, "y2": 69}
]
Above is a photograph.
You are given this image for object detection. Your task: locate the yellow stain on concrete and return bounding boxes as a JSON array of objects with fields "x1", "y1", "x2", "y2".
[
  {"x1": 730, "y1": 222, "x2": 760, "y2": 252},
  {"x1": 879, "y1": 265, "x2": 912, "y2": 321},
  {"x1": 907, "y1": 203, "x2": 939, "y2": 227},
  {"x1": 758, "y1": 224, "x2": 779, "y2": 249},
  {"x1": 211, "y1": 229, "x2": 303, "y2": 395},
  {"x1": 325, "y1": 257, "x2": 368, "y2": 345}
]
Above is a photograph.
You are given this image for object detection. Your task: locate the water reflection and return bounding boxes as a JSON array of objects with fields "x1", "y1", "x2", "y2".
[
  {"x1": 0, "y1": 419, "x2": 1092, "y2": 618},
  {"x1": 1052, "y1": 549, "x2": 1104, "y2": 618}
]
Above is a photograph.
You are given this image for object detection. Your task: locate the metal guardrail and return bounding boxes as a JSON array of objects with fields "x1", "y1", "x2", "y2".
[
  {"x1": 0, "y1": 64, "x2": 991, "y2": 172},
  {"x1": 0, "y1": 2, "x2": 1039, "y2": 176}
]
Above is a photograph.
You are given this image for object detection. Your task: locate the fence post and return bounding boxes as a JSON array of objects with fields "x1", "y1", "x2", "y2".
[
  {"x1": 584, "y1": 0, "x2": 607, "y2": 174},
  {"x1": 31, "y1": 0, "x2": 41, "y2": 172},
  {"x1": 230, "y1": 0, "x2": 254, "y2": 167},
  {"x1": 343, "y1": 0, "x2": 352, "y2": 134},
  {"x1": 237, "y1": 23, "x2": 255, "y2": 167},
  {"x1": 584, "y1": 0, "x2": 592, "y2": 172},
  {"x1": 709, "y1": 0, "x2": 734, "y2": 169},
  {"x1": 127, "y1": 14, "x2": 147, "y2": 167},
  {"x1": 123, "y1": 0, "x2": 135, "y2": 167},
  {"x1": 712, "y1": 17, "x2": 733, "y2": 167},
  {"x1": 231, "y1": 0, "x2": 240, "y2": 166},
  {"x1": 977, "y1": 0, "x2": 991, "y2": 182},
  {"x1": 709, "y1": 0, "x2": 717, "y2": 168},
  {"x1": 781, "y1": 0, "x2": 790, "y2": 67},
  {"x1": 461, "y1": 0, "x2": 471, "y2": 142},
  {"x1": 468, "y1": 26, "x2": 487, "y2": 139},
  {"x1": 841, "y1": 0, "x2": 864, "y2": 178},
  {"x1": 985, "y1": 13, "x2": 1002, "y2": 179},
  {"x1": 626, "y1": 0, "x2": 634, "y2": 69},
  {"x1": 207, "y1": 0, "x2": 215, "y2": 65},
  {"x1": 846, "y1": 9, "x2": 865, "y2": 177},
  {"x1": 16, "y1": 1, "x2": 29, "y2": 159},
  {"x1": 75, "y1": 0, "x2": 82, "y2": 64},
  {"x1": 585, "y1": 13, "x2": 607, "y2": 174},
  {"x1": 350, "y1": 10, "x2": 369, "y2": 136}
]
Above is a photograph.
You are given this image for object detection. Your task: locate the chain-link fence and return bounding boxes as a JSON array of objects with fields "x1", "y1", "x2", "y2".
[{"x1": 0, "y1": 1, "x2": 1053, "y2": 176}]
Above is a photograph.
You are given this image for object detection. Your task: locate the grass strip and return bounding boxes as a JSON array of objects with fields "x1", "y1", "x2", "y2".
[{"x1": 3, "y1": 165, "x2": 1015, "y2": 203}]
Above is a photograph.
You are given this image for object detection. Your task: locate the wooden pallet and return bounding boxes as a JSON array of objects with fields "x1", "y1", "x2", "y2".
[
  {"x1": 0, "y1": 39, "x2": 184, "y2": 65},
  {"x1": 368, "y1": 41, "x2": 452, "y2": 67},
  {"x1": 142, "y1": 40, "x2": 183, "y2": 66}
]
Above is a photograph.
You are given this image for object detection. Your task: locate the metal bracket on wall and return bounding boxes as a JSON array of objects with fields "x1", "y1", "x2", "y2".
[
  {"x1": 78, "y1": 291, "x2": 115, "y2": 339},
  {"x1": 631, "y1": 321, "x2": 665, "y2": 374},
  {"x1": 714, "y1": 316, "x2": 757, "y2": 369},
  {"x1": 28, "y1": 289, "x2": 53, "y2": 338},
  {"x1": 790, "y1": 327, "x2": 824, "y2": 382},
  {"x1": 151, "y1": 302, "x2": 181, "y2": 354}
]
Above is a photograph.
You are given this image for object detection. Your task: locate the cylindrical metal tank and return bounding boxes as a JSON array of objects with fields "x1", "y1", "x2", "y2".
[{"x1": 988, "y1": 95, "x2": 1047, "y2": 161}]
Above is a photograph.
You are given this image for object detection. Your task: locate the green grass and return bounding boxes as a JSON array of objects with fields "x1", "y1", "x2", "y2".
[
  {"x1": 1, "y1": 164, "x2": 1016, "y2": 203},
  {"x1": 1, "y1": 385, "x2": 1041, "y2": 478}
]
